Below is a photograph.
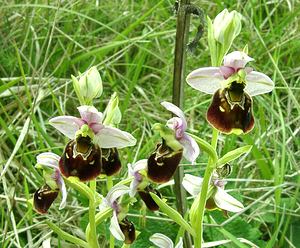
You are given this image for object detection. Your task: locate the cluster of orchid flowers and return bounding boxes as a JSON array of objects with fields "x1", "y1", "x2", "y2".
[{"x1": 32, "y1": 8, "x2": 275, "y2": 247}]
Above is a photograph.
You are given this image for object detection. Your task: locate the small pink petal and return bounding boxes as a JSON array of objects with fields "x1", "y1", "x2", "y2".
[
  {"x1": 77, "y1": 105, "x2": 103, "y2": 124},
  {"x1": 219, "y1": 66, "x2": 236, "y2": 79},
  {"x1": 166, "y1": 117, "x2": 185, "y2": 139},
  {"x1": 89, "y1": 123, "x2": 104, "y2": 134}
]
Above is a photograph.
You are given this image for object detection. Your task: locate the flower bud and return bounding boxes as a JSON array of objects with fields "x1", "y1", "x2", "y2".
[
  {"x1": 213, "y1": 9, "x2": 242, "y2": 46},
  {"x1": 103, "y1": 92, "x2": 122, "y2": 126},
  {"x1": 72, "y1": 66, "x2": 103, "y2": 105}
]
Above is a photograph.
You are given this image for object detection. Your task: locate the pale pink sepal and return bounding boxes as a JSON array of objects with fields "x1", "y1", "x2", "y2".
[
  {"x1": 179, "y1": 133, "x2": 200, "y2": 164},
  {"x1": 214, "y1": 187, "x2": 244, "y2": 212},
  {"x1": 245, "y1": 71, "x2": 275, "y2": 96},
  {"x1": 49, "y1": 116, "x2": 84, "y2": 139},
  {"x1": 94, "y1": 126, "x2": 136, "y2": 149},
  {"x1": 110, "y1": 211, "x2": 125, "y2": 241},
  {"x1": 186, "y1": 67, "x2": 223, "y2": 94}
]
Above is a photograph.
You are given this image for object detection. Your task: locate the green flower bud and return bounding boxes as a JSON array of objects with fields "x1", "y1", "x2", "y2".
[
  {"x1": 103, "y1": 92, "x2": 122, "y2": 126},
  {"x1": 213, "y1": 9, "x2": 242, "y2": 46},
  {"x1": 72, "y1": 66, "x2": 103, "y2": 105}
]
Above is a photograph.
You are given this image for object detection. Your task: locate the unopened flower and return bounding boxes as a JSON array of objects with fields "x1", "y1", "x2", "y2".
[
  {"x1": 186, "y1": 51, "x2": 274, "y2": 134},
  {"x1": 72, "y1": 66, "x2": 103, "y2": 105},
  {"x1": 49, "y1": 105, "x2": 136, "y2": 148},
  {"x1": 34, "y1": 153, "x2": 67, "y2": 214},
  {"x1": 182, "y1": 174, "x2": 244, "y2": 212},
  {"x1": 150, "y1": 233, "x2": 183, "y2": 248},
  {"x1": 100, "y1": 185, "x2": 136, "y2": 244},
  {"x1": 213, "y1": 9, "x2": 242, "y2": 47}
]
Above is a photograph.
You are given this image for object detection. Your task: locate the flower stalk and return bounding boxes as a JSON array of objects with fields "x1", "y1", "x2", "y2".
[
  {"x1": 193, "y1": 128, "x2": 219, "y2": 248},
  {"x1": 87, "y1": 179, "x2": 99, "y2": 248},
  {"x1": 172, "y1": 0, "x2": 192, "y2": 247}
]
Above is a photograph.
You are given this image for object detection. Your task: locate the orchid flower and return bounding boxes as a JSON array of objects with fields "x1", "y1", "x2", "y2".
[
  {"x1": 161, "y1": 101, "x2": 200, "y2": 164},
  {"x1": 182, "y1": 174, "x2": 244, "y2": 212},
  {"x1": 34, "y1": 152, "x2": 67, "y2": 214},
  {"x1": 186, "y1": 51, "x2": 274, "y2": 134},
  {"x1": 49, "y1": 105, "x2": 136, "y2": 149},
  {"x1": 99, "y1": 185, "x2": 136, "y2": 244},
  {"x1": 128, "y1": 160, "x2": 161, "y2": 211},
  {"x1": 150, "y1": 233, "x2": 183, "y2": 248}
]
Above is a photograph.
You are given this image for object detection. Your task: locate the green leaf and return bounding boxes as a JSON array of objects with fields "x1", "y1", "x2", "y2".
[
  {"x1": 150, "y1": 193, "x2": 195, "y2": 237},
  {"x1": 46, "y1": 221, "x2": 89, "y2": 248},
  {"x1": 217, "y1": 145, "x2": 252, "y2": 167}
]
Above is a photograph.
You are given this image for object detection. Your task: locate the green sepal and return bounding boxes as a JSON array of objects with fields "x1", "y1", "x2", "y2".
[
  {"x1": 150, "y1": 193, "x2": 196, "y2": 237},
  {"x1": 152, "y1": 123, "x2": 182, "y2": 151},
  {"x1": 217, "y1": 145, "x2": 252, "y2": 167}
]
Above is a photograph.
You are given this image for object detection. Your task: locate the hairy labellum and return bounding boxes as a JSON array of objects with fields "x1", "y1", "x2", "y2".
[
  {"x1": 34, "y1": 184, "x2": 59, "y2": 214},
  {"x1": 147, "y1": 141, "x2": 183, "y2": 183},
  {"x1": 119, "y1": 218, "x2": 136, "y2": 244},
  {"x1": 59, "y1": 135, "x2": 102, "y2": 181},
  {"x1": 101, "y1": 148, "x2": 121, "y2": 176},
  {"x1": 138, "y1": 185, "x2": 161, "y2": 211},
  {"x1": 207, "y1": 82, "x2": 254, "y2": 134}
]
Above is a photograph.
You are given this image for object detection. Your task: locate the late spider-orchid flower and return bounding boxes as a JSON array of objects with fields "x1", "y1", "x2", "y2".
[
  {"x1": 49, "y1": 105, "x2": 136, "y2": 148},
  {"x1": 49, "y1": 105, "x2": 136, "y2": 181},
  {"x1": 34, "y1": 152, "x2": 67, "y2": 214},
  {"x1": 128, "y1": 159, "x2": 161, "y2": 211},
  {"x1": 99, "y1": 185, "x2": 136, "y2": 244},
  {"x1": 186, "y1": 51, "x2": 274, "y2": 134},
  {"x1": 182, "y1": 174, "x2": 244, "y2": 212},
  {"x1": 150, "y1": 233, "x2": 183, "y2": 248},
  {"x1": 147, "y1": 102, "x2": 200, "y2": 183}
]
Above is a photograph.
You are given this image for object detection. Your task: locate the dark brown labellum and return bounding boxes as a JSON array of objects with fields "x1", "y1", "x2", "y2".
[
  {"x1": 119, "y1": 218, "x2": 136, "y2": 244},
  {"x1": 34, "y1": 184, "x2": 58, "y2": 214},
  {"x1": 138, "y1": 185, "x2": 161, "y2": 211},
  {"x1": 207, "y1": 85, "x2": 254, "y2": 134},
  {"x1": 59, "y1": 136, "x2": 102, "y2": 181},
  {"x1": 101, "y1": 148, "x2": 121, "y2": 176},
  {"x1": 147, "y1": 141, "x2": 183, "y2": 183}
]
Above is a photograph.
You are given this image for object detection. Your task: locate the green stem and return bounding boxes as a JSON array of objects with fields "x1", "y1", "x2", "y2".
[
  {"x1": 87, "y1": 180, "x2": 99, "y2": 248},
  {"x1": 106, "y1": 176, "x2": 115, "y2": 247},
  {"x1": 194, "y1": 128, "x2": 219, "y2": 248},
  {"x1": 107, "y1": 176, "x2": 113, "y2": 191}
]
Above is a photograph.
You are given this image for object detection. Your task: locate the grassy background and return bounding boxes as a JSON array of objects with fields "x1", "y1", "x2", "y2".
[{"x1": 0, "y1": 0, "x2": 299, "y2": 247}]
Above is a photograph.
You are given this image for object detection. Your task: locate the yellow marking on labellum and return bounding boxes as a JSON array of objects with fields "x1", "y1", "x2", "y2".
[{"x1": 219, "y1": 106, "x2": 225, "y2": 112}]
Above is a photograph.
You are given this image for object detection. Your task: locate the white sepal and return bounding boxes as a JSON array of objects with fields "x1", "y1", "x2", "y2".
[
  {"x1": 49, "y1": 116, "x2": 83, "y2": 139},
  {"x1": 182, "y1": 174, "x2": 203, "y2": 196},
  {"x1": 109, "y1": 211, "x2": 125, "y2": 241},
  {"x1": 186, "y1": 67, "x2": 223, "y2": 94},
  {"x1": 213, "y1": 187, "x2": 244, "y2": 212},
  {"x1": 94, "y1": 126, "x2": 136, "y2": 148},
  {"x1": 245, "y1": 71, "x2": 275, "y2": 96},
  {"x1": 150, "y1": 233, "x2": 174, "y2": 248},
  {"x1": 36, "y1": 152, "x2": 60, "y2": 169}
]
